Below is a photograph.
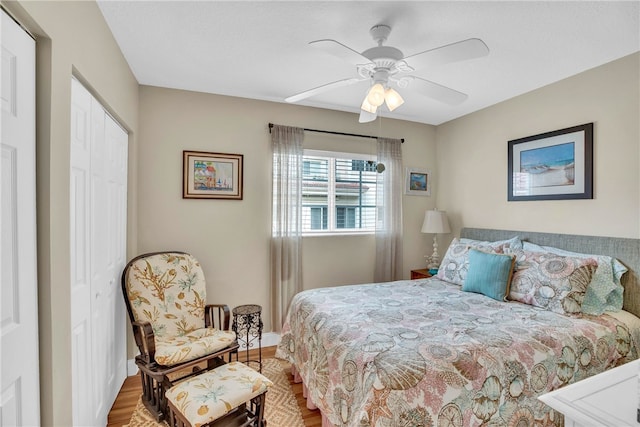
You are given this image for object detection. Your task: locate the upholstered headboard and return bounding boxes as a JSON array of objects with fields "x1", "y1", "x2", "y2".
[{"x1": 460, "y1": 228, "x2": 640, "y2": 319}]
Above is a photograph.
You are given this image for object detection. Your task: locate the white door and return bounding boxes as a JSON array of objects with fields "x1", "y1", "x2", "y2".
[
  {"x1": 1, "y1": 9, "x2": 40, "y2": 427},
  {"x1": 103, "y1": 112, "x2": 128, "y2": 410},
  {"x1": 70, "y1": 77, "x2": 94, "y2": 426},
  {"x1": 70, "y1": 78, "x2": 127, "y2": 426},
  {"x1": 89, "y1": 103, "x2": 128, "y2": 423}
]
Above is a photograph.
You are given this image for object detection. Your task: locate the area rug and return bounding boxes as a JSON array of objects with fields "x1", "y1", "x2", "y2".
[{"x1": 125, "y1": 358, "x2": 305, "y2": 427}]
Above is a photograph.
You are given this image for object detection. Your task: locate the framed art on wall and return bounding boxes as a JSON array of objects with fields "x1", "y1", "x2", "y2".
[
  {"x1": 183, "y1": 150, "x2": 244, "y2": 200},
  {"x1": 405, "y1": 168, "x2": 431, "y2": 196},
  {"x1": 508, "y1": 123, "x2": 593, "y2": 201}
]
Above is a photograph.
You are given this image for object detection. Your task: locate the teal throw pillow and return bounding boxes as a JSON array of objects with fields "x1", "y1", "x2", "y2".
[{"x1": 462, "y1": 249, "x2": 515, "y2": 301}]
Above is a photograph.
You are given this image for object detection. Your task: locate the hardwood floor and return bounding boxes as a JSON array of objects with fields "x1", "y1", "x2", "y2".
[{"x1": 106, "y1": 346, "x2": 322, "y2": 427}]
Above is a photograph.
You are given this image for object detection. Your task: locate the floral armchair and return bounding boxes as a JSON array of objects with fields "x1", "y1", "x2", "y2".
[{"x1": 121, "y1": 251, "x2": 238, "y2": 421}]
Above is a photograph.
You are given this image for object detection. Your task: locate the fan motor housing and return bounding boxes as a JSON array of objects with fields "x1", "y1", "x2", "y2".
[{"x1": 362, "y1": 45, "x2": 404, "y2": 69}]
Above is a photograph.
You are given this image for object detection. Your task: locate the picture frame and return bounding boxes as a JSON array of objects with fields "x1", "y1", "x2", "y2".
[
  {"x1": 508, "y1": 123, "x2": 593, "y2": 201},
  {"x1": 183, "y1": 150, "x2": 243, "y2": 200},
  {"x1": 405, "y1": 168, "x2": 431, "y2": 196}
]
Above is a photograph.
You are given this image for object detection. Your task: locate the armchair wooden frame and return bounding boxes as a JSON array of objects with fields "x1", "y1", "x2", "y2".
[{"x1": 122, "y1": 251, "x2": 239, "y2": 421}]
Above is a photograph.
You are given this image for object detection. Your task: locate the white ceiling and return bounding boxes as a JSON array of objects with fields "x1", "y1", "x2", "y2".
[{"x1": 97, "y1": 1, "x2": 640, "y2": 125}]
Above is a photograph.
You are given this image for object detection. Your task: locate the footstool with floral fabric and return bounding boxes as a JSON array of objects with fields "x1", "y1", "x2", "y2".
[{"x1": 165, "y1": 361, "x2": 273, "y2": 427}]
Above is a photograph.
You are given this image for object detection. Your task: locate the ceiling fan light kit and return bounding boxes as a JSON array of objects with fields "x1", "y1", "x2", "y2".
[
  {"x1": 383, "y1": 87, "x2": 404, "y2": 111},
  {"x1": 360, "y1": 97, "x2": 377, "y2": 114},
  {"x1": 366, "y1": 83, "x2": 386, "y2": 106},
  {"x1": 286, "y1": 23, "x2": 489, "y2": 123}
]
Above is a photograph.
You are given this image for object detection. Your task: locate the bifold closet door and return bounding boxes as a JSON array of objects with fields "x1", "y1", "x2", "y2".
[
  {"x1": 1, "y1": 9, "x2": 40, "y2": 426},
  {"x1": 70, "y1": 77, "x2": 128, "y2": 426}
]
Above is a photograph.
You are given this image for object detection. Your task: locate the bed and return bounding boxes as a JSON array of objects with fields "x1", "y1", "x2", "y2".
[{"x1": 275, "y1": 228, "x2": 640, "y2": 427}]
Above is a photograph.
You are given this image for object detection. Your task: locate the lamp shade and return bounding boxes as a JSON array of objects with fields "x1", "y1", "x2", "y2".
[
  {"x1": 366, "y1": 83, "x2": 385, "y2": 106},
  {"x1": 360, "y1": 97, "x2": 377, "y2": 114},
  {"x1": 384, "y1": 87, "x2": 404, "y2": 111},
  {"x1": 421, "y1": 209, "x2": 451, "y2": 234}
]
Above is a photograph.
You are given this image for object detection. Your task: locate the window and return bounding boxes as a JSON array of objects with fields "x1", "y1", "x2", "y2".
[{"x1": 302, "y1": 150, "x2": 378, "y2": 234}]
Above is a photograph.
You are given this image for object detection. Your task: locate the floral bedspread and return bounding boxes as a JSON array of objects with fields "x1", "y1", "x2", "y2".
[{"x1": 276, "y1": 278, "x2": 639, "y2": 427}]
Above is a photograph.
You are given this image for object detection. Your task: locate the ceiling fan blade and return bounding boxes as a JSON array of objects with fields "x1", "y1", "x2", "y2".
[
  {"x1": 403, "y1": 38, "x2": 489, "y2": 70},
  {"x1": 409, "y1": 76, "x2": 468, "y2": 105},
  {"x1": 285, "y1": 77, "x2": 364, "y2": 103},
  {"x1": 310, "y1": 39, "x2": 374, "y2": 67},
  {"x1": 359, "y1": 109, "x2": 377, "y2": 123}
]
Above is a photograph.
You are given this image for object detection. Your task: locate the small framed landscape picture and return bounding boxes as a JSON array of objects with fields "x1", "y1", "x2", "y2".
[
  {"x1": 508, "y1": 123, "x2": 593, "y2": 201},
  {"x1": 405, "y1": 168, "x2": 431, "y2": 196},
  {"x1": 183, "y1": 150, "x2": 243, "y2": 200}
]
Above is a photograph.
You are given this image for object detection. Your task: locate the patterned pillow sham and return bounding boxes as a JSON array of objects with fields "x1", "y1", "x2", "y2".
[
  {"x1": 509, "y1": 250, "x2": 598, "y2": 315},
  {"x1": 437, "y1": 236, "x2": 522, "y2": 286},
  {"x1": 522, "y1": 241, "x2": 626, "y2": 315}
]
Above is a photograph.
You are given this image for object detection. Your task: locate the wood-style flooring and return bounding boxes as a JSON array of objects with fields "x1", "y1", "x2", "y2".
[{"x1": 106, "y1": 346, "x2": 322, "y2": 427}]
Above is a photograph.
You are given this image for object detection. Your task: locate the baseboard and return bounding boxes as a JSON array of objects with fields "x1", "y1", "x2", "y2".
[
  {"x1": 126, "y1": 332, "x2": 281, "y2": 376},
  {"x1": 263, "y1": 331, "x2": 281, "y2": 347},
  {"x1": 127, "y1": 358, "x2": 139, "y2": 376}
]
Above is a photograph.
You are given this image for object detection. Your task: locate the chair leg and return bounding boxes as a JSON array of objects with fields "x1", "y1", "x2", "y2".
[
  {"x1": 250, "y1": 392, "x2": 266, "y2": 427},
  {"x1": 138, "y1": 370, "x2": 169, "y2": 421}
]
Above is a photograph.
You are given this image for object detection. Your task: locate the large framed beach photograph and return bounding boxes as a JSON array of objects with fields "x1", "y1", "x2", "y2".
[
  {"x1": 508, "y1": 123, "x2": 593, "y2": 201},
  {"x1": 183, "y1": 150, "x2": 244, "y2": 200}
]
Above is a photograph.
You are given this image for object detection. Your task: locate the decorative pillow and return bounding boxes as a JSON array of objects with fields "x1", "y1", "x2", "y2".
[
  {"x1": 462, "y1": 249, "x2": 516, "y2": 301},
  {"x1": 509, "y1": 250, "x2": 598, "y2": 315},
  {"x1": 459, "y1": 237, "x2": 524, "y2": 253},
  {"x1": 437, "y1": 236, "x2": 522, "y2": 286},
  {"x1": 522, "y1": 242, "x2": 626, "y2": 314}
]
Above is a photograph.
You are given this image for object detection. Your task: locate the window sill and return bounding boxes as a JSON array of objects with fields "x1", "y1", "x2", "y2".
[{"x1": 303, "y1": 230, "x2": 375, "y2": 237}]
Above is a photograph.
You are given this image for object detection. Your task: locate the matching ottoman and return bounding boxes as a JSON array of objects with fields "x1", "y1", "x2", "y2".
[{"x1": 165, "y1": 361, "x2": 273, "y2": 427}]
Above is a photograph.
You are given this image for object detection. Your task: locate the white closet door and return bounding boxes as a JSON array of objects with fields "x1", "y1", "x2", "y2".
[
  {"x1": 92, "y1": 110, "x2": 128, "y2": 418},
  {"x1": 1, "y1": 10, "x2": 40, "y2": 426},
  {"x1": 70, "y1": 77, "x2": 95, "y2": 426},
  {"x1": 105, "y1": 112, "x2": 128, "y2": 407},
  {"x1": 70, "y1": 78, "x2": 127, "y2": 426}
]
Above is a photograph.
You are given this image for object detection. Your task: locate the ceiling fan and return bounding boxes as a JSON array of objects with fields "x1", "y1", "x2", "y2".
[{"x1": 285, "y1": 24, "x2": 489, "y2": 123}]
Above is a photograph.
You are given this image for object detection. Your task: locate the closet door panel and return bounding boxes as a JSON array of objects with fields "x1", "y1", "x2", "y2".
[
  {"x1": 69, "y1": 77, "x2": 94, "y2": 426},
  {"x1": 70, "y1": 78, "x2": 127, "y2": 426}
]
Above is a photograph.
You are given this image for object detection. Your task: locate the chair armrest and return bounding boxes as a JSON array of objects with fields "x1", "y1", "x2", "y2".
[
  {"x1": 132, "y1": 320, "x2": 156, "y2": 365},
  {"x1": 205, "y1": 304, "x2": 231, "y2": 330}
]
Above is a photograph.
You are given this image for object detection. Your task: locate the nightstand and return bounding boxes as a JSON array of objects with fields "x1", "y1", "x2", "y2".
[
  {"x1": 411, "y1": 269, "x2": 432, "y2": 280},
  {"x1": 539, "y1": 359, "x2": 639, "y2": 426}
]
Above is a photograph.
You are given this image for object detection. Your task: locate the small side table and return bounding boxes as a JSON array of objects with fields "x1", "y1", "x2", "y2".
[
  {"x1": 411, "y1": 268, "x2": 432, "y2": 280},
  {"x1": 232, "y1": 304, "x2": 263, "y2": 372}
]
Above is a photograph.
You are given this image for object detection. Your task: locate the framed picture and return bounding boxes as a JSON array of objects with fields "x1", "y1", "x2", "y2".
[
  {"x1": 405, "y1": 168, "x2": 431, "y2": 196},
  {"x1": 183, "y1": 150, "x2": 243, "y2": 200},
  {"x1": 508, "y1": 123, "x2": 593, "y2": 201}
]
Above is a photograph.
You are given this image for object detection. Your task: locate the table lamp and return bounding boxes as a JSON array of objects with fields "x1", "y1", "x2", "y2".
[{"x1": 421, "y1": 209, "x2": 451, "y2": 270}]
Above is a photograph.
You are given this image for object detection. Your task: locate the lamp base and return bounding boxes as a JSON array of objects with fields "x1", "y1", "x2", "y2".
[
  {"x1": 428, "y1": 235, "x2": 440, "y2": 269},
  {"x1": 424, "y1": 254, "x2": 440, "y2": 270}
]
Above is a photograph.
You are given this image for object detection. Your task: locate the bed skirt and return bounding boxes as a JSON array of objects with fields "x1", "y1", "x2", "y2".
[{"x1": 291, "y1": 364, "x2": 335, "y2": 427}]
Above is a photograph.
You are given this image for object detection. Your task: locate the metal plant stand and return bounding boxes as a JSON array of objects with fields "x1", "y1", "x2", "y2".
[{"x1": 232, "y1": 304, "x2": 263, "y2": 372}]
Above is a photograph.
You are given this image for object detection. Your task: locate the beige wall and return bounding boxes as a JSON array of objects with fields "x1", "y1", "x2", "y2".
[
  {"x1": 2, "y1": 1, "x2": 139, "y2": 425},
  {"x1": 436, "y1": 53, "x2": 640, "y2": 246},
  {"x1": 138, "y1": 86, "x2": 437, "y2": 333},
  {"x1": 6, "y1": 1, "x2": 637, "y2": 423}
]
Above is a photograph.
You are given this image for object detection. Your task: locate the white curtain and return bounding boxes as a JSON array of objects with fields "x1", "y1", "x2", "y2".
[
  {"x1": 270, "y1": 124, "x2": 304, "y2": 332},
  {"x1": 374, "y1": 137, "x2": 404, "y2": 282}
]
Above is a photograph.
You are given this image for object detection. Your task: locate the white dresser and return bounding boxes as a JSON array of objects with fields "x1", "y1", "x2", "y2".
[{"x1": 539, "y1": 360, "x2": 640, "y2": 426}]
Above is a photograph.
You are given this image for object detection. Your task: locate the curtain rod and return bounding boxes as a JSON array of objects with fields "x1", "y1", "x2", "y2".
[{"x1": 268, "y1": 123, "x2": 404, "y2": 143}]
